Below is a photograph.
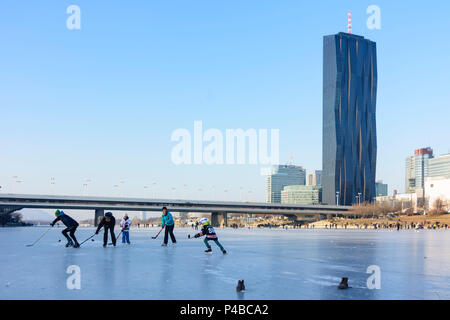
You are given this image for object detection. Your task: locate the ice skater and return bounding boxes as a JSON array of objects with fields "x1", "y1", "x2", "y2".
[
  {"x1": 193, "y1": 218, "x2": 226, "y2": 254},
  {"x1": 161, "y1": 207, "x2": 176, "y2": 246},
  {"x1": 96, "y1": 212, "x2": 116, "y2": 247},
  {"x1": 120, "y1": 214, "x2": 131, "y2": 244},
  {"x1": 50, "y1": 210, "x2": 80, "y2": 248}
]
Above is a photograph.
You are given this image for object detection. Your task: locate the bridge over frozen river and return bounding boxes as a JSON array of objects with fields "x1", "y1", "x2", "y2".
[{"x1": 0, "y1": 194, "x2": 351, "y2": 226}]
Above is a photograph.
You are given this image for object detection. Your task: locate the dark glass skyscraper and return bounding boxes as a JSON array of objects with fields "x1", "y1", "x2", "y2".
[{"x1": 322, "y1": 32, "x2": 377, "y2": 205}]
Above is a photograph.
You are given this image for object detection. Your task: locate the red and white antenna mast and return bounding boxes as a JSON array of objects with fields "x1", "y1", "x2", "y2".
[
  {"x1": 289, "y1": 153, "x2": 293, "y2": 166},
  {"x1": 347, "y1": 11, "x2": 352, "y2": 34}
]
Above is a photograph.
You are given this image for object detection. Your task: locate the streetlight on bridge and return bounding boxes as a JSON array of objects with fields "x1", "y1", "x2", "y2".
[
  {"x1": 16, "y1": 180, "x2": 23, "y2": 193},
  {"x1": 152, "y1": 182, "x2": 157, "y2": 199},
  {"x1": 171, "y1": 187, "x2": 177, "y2": 199},
  {"x1": 50, "y1": 177, "x2": 55, "y2": 195},
  {"x1": 144, "y1": 185, "x2": 149, "y2": 198},
  {"x1": 183, "y1": 184, "x2": 188, "y2": 199},
  {"x1": 210, "y1": 185, "x2": 215, "y2": 201},
  {"x1": 120, "y1": 180, "x2": 125, "y2": 197}
]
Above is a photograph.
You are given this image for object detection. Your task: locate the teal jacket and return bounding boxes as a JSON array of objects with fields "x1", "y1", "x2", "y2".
[{"x1": 162, "y1": 212, "x2": 174, "y2": 227}]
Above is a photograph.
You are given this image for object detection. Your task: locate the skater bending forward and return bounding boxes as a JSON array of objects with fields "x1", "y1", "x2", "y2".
[
  {"x1": 51, "y1": 210, "x2": 80, "y2": 248},
  {"x1": 194, "y1": 218, "x2": 227, "y2": 254},
  {"x1": 96, "y1": 212, "x2": 116, "y2": 247}
]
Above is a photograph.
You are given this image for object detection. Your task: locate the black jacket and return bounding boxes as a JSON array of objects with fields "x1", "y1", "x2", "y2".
[
  {"x1": 96, "y1": 216, "x2": 116, "y2": 233},
  {"x1": 196, "y1": 225, "x2": 218, "y2": 239},
  {"x1": 51, "y1": 212, "x2": 79, "y2": 228}
]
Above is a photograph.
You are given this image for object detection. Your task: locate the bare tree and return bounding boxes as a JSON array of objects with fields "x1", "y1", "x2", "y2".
[{"x1": 429, "y1": 198, "x2": 446, "y2": 216}]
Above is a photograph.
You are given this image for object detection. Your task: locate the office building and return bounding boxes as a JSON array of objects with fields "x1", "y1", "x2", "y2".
[
  {"x1": 405, "y1": 147, "x2": 434, "y2": 193},
  {"x1": 307, "y1": 170, "x2": 322, "y2": 186},
  {"x1": 266, "y1": 165, "x2": 306, "y2": 203},
  {"x1": 281, "y1": 185, "x2": 322, "y2": 205},
  {"x1": 375, "y1": 180, "x2": 388, "y2": 197},
  {"x1": 322, "y1": 32, "x2": 377, "y2": 205},
  {"x1": 429, "y1": 153, "x2": 450, "y2": 179},
  {"x1": 425, "y1": 176, "x2": 450, "y2": 212}
]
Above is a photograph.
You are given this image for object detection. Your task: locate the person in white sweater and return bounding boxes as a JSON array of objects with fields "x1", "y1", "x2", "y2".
[{"x1": 120, "y1": 215, "x2": 132, "y2": 244}]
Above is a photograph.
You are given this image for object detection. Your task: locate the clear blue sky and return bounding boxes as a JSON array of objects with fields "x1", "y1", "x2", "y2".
[{"x1": 1, "y1": 0, "x2": 450, "y2": 201}]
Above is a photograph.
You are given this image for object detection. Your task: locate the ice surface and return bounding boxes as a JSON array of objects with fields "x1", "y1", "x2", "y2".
[{"x1": 1, "y1": 226, "x2": 450, "y2": 299}]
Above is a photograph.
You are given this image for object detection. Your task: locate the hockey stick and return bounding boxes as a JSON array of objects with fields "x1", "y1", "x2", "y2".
[
  {"x1": 26, "y1": 227, "x2": 52, "y2": 247},
  {"x1": 108, "y1": 230, "x2": 123, "y2": 245},
  {"x1": 79, "y1": 234, "x2": 96, "y2": 246},
  {"x1": 151, "y1": 227, "x2": 164, "y2": 239}
]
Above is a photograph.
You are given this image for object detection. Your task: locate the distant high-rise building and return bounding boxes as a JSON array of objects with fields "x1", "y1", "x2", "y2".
[
  {"x1": 140, "y1": 211, "x2": 147, "y2": 221},
  {"x1": 306, "y1": 170, "x2": 322, "y2": 186},
  {"x1": 405, "y1": 147, "x2": 434, "y2": 193},
  {"x1": 429, "y1": 153, "x2": 450, "y2": 179},
  {"x1": 306, "y1": 174, "x2": 313, "y2": 186},
  {"x1": 405, "y1": 156, "x2": 416, "y2": 193},
  {"x1": 322, "y1": 32, "x2": 377, "y2": 205},
  {"x1": 266, "y1": 165, "x2": 306, "y2": 203},
  {"x1": 281, "y1": 185, "x2": 322, "y2": 205},
  {"x1": 375, "y1": 180, "x2": 388, "y2": 197}
]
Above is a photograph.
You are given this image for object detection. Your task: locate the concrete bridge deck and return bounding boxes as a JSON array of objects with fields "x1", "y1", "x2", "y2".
[{"x1": 0, "y1": 194, "x2": 351, "y2": 226}]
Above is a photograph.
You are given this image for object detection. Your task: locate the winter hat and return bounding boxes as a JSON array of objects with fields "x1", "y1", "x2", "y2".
[
  {"x1": 200, "y1": 217, "x2": 209, "y2": 225},
  {"x1": 55, "y1": 209, "x2": 61, "y2": 216}
]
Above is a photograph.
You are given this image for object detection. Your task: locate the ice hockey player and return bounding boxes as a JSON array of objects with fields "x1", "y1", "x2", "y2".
[
  {"x1": 96, "y1": 212, "x2": 116, "y2": 247},
  {"x1": 50, "y1": 210, "x2": 80, "y2": 248},
  {"x1": 193, "y1": 217, "x2": 227, "y2": 254},
  {"x1": 120, "y1": 214, "x2": 131, "y2": 244},
  {"x1": 161, "y1": 207, "x2": 176, "y2": 246}
]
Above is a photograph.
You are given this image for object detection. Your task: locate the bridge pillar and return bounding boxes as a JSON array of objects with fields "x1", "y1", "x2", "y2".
[
  {"x1": 94, "y1": 209, "x2": 104, "y2": 227},
  {"x1": 211, "y1": 212, "x2": 228, "y2": 227}
]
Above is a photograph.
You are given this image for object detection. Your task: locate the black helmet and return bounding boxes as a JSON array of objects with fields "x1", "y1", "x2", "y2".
[{"x1": 105, "y1": 212, "x2": 112, "y2": 218}]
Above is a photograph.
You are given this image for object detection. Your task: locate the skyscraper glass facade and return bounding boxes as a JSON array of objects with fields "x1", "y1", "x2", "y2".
[
  {"x1": 429, "y1": 154, "x2": 450, "y2": 179},
  {"x1": 307, "y1": 170, "x2": 322, "y2": 186},
  {"x1": 405, "y1": 156, "x2": 416, "y2": 193},
  {"x1": 404, "y1": 147, "x2": 434, "y2": 193},
  {"x1": 375, "y1": 181, "x2": 388, "y2": 196},
  {"x1": 414, "y1": 148, "x2": 433, "y2": 190},
  {"x1": 266, "y1": 165, "x2": 306, "y2": 203},
  {"x1": 322, "y1": 32, "x2": 377, "y2": 205}
]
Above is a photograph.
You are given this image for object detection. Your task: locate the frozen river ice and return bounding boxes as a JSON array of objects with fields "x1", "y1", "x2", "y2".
[{"x1": 1, "y1": 226, "x2": 450, "y2": 299}]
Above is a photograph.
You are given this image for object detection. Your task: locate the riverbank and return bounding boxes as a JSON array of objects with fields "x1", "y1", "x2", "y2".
[{"x1": 307, "y1": 214, "x2": 450, "y2": 229}]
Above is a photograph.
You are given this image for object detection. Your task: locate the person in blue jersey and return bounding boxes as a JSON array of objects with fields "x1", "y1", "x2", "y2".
[
  {"x1": 161, "y1": 207, "x2": 176, "y2": 246},
  {"x1": 50, "y1": 210, "x2": 80, "y2": 248},
  {"x1": 193, "y1": 218, "x2": 227, "y2": 254}
]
